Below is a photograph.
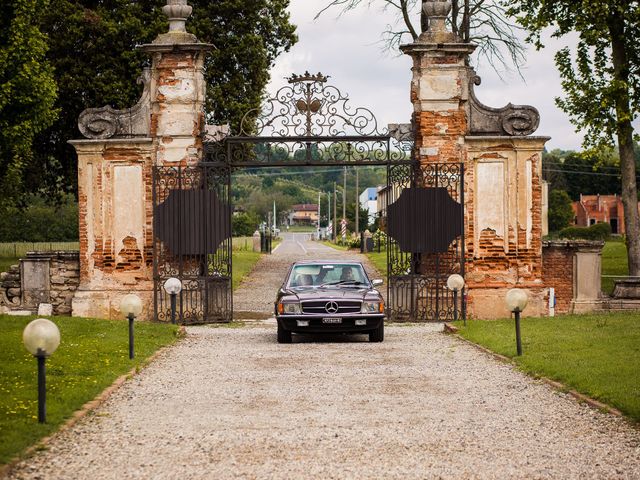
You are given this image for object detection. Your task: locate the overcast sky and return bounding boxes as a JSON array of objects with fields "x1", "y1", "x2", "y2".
[{"x1": 268, "y1": 1, "x2": 582, "y2": 151}]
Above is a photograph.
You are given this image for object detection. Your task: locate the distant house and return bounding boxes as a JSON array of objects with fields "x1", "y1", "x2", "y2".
[
  {"x1": 571, "y1": 194, "x2": 640, "y2": 234},
  {"x1": 359, "y1": 187, "x2": 381, "y2": 224},
  {"x1": 288, "y1": 204, "x2": 319, "y2": 226}
]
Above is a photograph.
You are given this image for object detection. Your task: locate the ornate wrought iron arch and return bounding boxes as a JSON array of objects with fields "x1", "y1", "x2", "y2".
[{"x1": 203, "y1": 72, "x2": 413, "y2": 168}]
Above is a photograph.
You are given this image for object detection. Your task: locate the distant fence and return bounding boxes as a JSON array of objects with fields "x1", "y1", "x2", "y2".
[
  {"x1": 232, "y1": 236, "x2": 255, "y2": 252},
  {"x1": 1, "y1": 238, "x2": 255, "y2": 257},
  {"x1": 0, "y1": 242, "x2": 80, "y2": 258}
]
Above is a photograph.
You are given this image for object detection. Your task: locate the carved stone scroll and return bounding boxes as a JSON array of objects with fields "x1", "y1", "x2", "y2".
[
  {"x1": 468, "y1": 73, "x2": 540, "y2": 136},
  {"x1": 78, "y1": 68, "x2": 151, "y2": 139}
]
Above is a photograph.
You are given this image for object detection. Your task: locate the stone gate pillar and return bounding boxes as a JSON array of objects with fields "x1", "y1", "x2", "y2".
[
  {"x1": 69, "y1": 0, "x2": 211, "y2": 320},
  {"x1": 401, "y1": 0, "x2": 550, "y2": 318}
]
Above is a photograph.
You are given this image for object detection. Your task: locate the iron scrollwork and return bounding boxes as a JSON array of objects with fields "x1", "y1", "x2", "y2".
[{"x1": 236, "y1": 71, "x2": 385, "y2": 137}]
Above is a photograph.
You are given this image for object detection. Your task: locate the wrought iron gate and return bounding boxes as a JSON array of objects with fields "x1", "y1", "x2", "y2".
[
  {"x1": 152, "y1": 71, "x2": 465, "y2": 323},
  {"x1": 153, "y1": 164, "x2": 232, "y2": 324},
  {"x1": 386, "y1": 162, "x2": 465, "y2": 321}
]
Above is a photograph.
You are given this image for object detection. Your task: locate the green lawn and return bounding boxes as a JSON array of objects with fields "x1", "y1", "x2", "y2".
[
  {"x1": 366, "y1": 251, "x2": 387, "y2": 277},
  {"x1": 232, "y1": 250, "x2": 262, "y2": 290},
  {"x1": 286, "y1": 225, "x2": 316, "y2": 233},
  {"x1": 455, "y1": 313, "x2": 640, "y2": 422},
  {"x1": 0, "y1": 257, "x2": 18, "y2": 274},
  {"x1": 601, "y1": 239, "x2": 629, "y2": 294},
  {"x1": 0, "y1": 315, "x2": 179, "y2": 465},
  {"x1": 321, "y1": 240, "x2": 349, "y2": 251}
]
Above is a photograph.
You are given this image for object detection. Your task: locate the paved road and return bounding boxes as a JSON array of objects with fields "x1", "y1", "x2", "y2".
[
  {"x1": 233, "y1": 233, "x2": 385, "y2": 319},
  {"x1": 6, "y1": 234, "x2": 640, "y2": 479}
]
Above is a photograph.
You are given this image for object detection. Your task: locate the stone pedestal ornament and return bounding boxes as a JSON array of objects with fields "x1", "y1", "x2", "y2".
[
  {"x1": 163, "y1": 0, "x2": 193, "y2": 32},
  {"x1": 423, "y1": 0, "x2": 452, "y2": 33}
]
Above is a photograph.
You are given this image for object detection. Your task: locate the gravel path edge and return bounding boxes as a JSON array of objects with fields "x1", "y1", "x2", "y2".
[
  {"x1": 449, "y1": 329, "x2": 630, "y2": 422},
  {"x1": 0, "y1": 327, "x2": 187, "y2": 479}
]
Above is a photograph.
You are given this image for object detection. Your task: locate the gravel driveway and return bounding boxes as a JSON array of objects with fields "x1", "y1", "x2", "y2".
[{"x1": 6, "y1": 235, "x2": 640, "y2": 479}]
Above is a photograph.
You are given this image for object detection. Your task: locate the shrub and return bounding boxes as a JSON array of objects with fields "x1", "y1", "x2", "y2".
[
  {"x1": 0, "y1": 195, "x2": 78, "y2": 241},
  {"x1": 559, "y1": 222, "x2": 611, "y2": 241},
  {"x1": 548, "y1": 190, "x2": 574, "y2": 232}
]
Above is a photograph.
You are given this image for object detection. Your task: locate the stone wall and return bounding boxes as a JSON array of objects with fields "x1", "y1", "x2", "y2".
[
  {"x1": 0, "y1": 252, "x2": 80, "y2": 315},
  {"x1": 542, "y1": 240, "x2": 604, "y2": 315}
]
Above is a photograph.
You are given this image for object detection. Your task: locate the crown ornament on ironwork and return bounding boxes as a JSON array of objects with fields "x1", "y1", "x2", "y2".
[
  {"x1": 423, "y1": 0, "x2": 452, "y2": 33},
  {"x1": 287, "y1": 71, "x2": 329, "y2": 84},
  {"x1": 163, "y1": 0, "x2": 192, "y2": 33}
]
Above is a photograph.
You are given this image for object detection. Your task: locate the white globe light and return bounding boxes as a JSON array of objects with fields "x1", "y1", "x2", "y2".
[
  {"x1": 446, "y1": 274, "x2": 465, "y2": 291},
  {"x1": 163, "y1": 277, "x2": 182, "y2": 295},
  {"x1": 120, "y1": 294, "x2": 143, "y2": 317},
  {"x1": 505, "y1": 288, "x2": 529, "y2": 312},
  {"x1": 23, "y1": 318, "x2": 61, "y2": 357}
]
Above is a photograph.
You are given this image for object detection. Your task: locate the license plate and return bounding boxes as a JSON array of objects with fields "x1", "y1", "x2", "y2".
[{"x1": 322, "y1": 317, "x2": 342, "y2": 324}]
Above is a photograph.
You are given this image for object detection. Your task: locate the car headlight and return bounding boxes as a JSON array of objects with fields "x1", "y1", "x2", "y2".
[
  {"x1": 361, "y1": 301, "x2": 384, "y2": 314},
  {"x1": 277, "y1": 302, "x2": 301, "y2": 315}
]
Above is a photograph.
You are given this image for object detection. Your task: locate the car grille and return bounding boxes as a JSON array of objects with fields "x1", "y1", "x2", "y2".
[{"x1": 301, "y1": 300, "x2": 362, "y2": 314}]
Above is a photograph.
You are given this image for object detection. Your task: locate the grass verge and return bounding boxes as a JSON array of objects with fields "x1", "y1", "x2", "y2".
[
  {"x1": 601, "y1": 239, "x2": 629, "y2": 294},
  {"x1": 365, "y1": 251, "x2": 387, "y2": 277},
  {"x1": 232, "y1": 250, "x2": 262, "y2": 290},
  {"x1": 455, "y1": 313, "x2": 640, "y2": 422},
  {"x1": 321, "y1": 241, "x2": 349, "y2": 251},
  {"x1": 0, "y1": 257, "x2": 18, "y2": 274},
  {"x1": 0, "y1": 315, "x2": 179, "y2": 465}
]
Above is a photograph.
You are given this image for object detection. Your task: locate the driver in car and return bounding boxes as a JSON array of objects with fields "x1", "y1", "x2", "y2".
[{"x1": 340, "y1": 266, "x2": 355, "y2": 282}]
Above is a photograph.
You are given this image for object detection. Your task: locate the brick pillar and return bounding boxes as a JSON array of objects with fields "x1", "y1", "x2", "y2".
[
  {"x1": 400, "y1": 1, "x2": 550, "y2": 318},
  {"x1": 400, "y1": 21, "x2": 475, "y2": 168},
  {"x1": 69, "y1": 1, "x2": 211, "y2": 320}
]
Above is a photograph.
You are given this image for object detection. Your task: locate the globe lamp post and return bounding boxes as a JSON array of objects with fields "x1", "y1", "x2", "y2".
[
  {"x1": 163, "y1": 277, "x2": 182, "y2": 325},
  {"x1": 505, "y1": 288, "x2": 528, "y2": 356},
  {"x1": 120, "y1": 294, "x2": 143, "y2": 360},
  {"x1": 446, "y1": 274, "x2": 465, "y2": 325},
  {"x1": 23, "y1": 318, "x2": 61, "y2": 423}
]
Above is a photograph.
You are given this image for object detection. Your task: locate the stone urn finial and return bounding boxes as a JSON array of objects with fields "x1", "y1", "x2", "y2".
[
  {"x1": 163, "y1": 0, "x2": 192, "y2": 33},
  {"x1": 423, "y1": 0, "x2": 452, "y2": 33}
]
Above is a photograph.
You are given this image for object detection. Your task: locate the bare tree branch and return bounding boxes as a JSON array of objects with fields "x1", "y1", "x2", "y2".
[{"x1": 316, "y1": 0, "x2": 526, "y2": 76}]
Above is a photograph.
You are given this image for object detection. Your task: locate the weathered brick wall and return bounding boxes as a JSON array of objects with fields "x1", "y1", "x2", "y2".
[{"x1": 542, "y1": 244, "x2": 574, "y2": 314}]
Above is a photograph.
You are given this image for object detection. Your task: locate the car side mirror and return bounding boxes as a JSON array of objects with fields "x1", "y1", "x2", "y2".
[{"x1": 372, "y1": 279, "x2": 383, "y2": 287}]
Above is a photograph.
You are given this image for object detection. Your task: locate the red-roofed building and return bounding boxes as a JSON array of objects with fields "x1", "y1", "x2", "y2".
[
  {"x1": 288, "y1": 204, "x2": 319, "y2": 226},
  {"x1": 572, "y1": 194, "x2": 640, "y2": 234}
]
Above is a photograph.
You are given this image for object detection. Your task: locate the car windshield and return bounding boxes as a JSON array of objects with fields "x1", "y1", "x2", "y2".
[{"x1": 288, "y1": 263, "x2": 369, "y2": 289}]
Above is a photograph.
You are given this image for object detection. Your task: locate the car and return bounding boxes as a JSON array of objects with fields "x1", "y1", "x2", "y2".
[{"x1": 274, "y1": 260, "x2": 385, "y2": 343}]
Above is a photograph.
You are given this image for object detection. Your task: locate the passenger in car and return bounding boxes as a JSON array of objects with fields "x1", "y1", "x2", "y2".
[{"x1": 297, "y1": 274, "x2": 314, "y2": 286}]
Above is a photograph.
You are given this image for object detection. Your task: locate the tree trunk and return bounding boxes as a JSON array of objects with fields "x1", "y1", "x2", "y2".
[
  {"x1": 421, "y1": 0, "x2": 428, "y2": 33},
  {"x1": 609, "y1": 15, "x2": 640, "y2": 277}
]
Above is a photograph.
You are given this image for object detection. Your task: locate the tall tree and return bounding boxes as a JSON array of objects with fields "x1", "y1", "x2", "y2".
[
  {"x1": 317, "y1": 0, "x2": 525, "y2": 72},
  {"x1": 29, "y1": 0, "x2": 296, "y2": 200},
  {"x1": 0, "y1": 0, "x2": 58, "y2": 208},
  {"x1": 506, "y1": 0, "x2": 640, "y2": 277}
]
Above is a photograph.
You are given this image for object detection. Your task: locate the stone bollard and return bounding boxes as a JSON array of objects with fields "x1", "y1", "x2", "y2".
[
  {"x1": 253, "y1": 230, "x2": 261, "y2": 253},
  {"x1": 363, "y1": 229, "x2": 373, "y2": 253}
]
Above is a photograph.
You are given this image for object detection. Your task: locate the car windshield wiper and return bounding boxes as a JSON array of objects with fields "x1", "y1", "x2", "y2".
[{"x1": 319, "y1": 280, "x2": 367, "y2": 287}]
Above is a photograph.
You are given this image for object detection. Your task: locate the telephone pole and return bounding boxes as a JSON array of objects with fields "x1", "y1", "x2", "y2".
[
  {"x1": 327, "y1": 191, "x2": 331, "y2": 239},
  {"x1": 355, "y1": 168, "x2": 359, "y2": 235},
  {"x1": 333, "y1": 181, "x2": 337, "y2": 242},
  {"x1": 317, "y1": 191, "x2": 321, "y2": 238},
  {"x1": 342, "y1": 166, "x2": 347, "y2": 222}
]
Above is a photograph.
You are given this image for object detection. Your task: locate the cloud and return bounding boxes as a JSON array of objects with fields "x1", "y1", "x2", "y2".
[{"x1": 269, "y1": 1, "x2": 593, "y2": 151}]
